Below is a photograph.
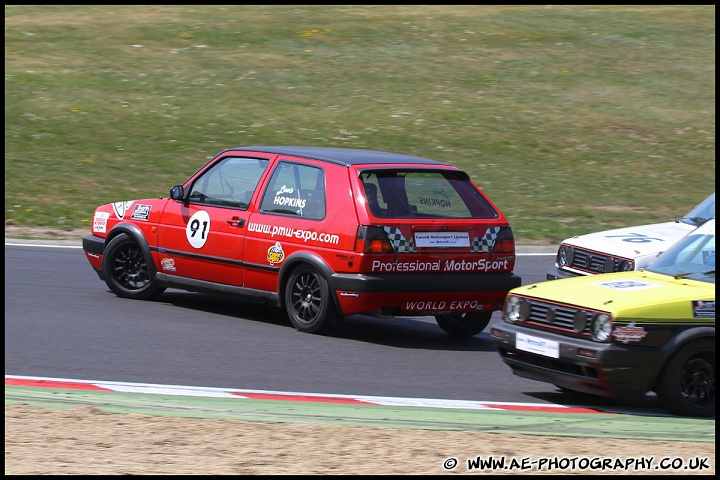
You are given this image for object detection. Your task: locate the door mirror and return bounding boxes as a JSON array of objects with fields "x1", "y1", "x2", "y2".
[{"x1": 170, "y1": 185, "x2": 185, "y2": 201}]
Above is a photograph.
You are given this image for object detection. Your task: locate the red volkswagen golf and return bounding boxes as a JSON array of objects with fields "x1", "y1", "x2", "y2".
[{"x1": 83, "y1": 146, "x2": 521, "y2": 336}]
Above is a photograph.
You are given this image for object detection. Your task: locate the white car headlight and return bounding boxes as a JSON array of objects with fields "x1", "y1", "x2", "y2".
[
  {"x1": 592, "y1": 313, "x2": 612, "y2": 341},
  {"x1": 618, "y1": 260, "x2": 634, "y2": 271},
  {"x1": 557, "y1": 245, "x2": 572, "y2": 267}
]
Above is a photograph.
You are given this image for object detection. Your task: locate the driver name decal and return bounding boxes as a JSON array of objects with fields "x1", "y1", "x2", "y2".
[{"x1": 273, "y1": 185, "x2": 306, "y2": 209}]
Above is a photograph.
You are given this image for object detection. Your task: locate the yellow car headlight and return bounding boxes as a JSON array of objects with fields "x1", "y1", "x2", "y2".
[{"x1": 592, "y1": 313, "x2": 612, "y2": 341}]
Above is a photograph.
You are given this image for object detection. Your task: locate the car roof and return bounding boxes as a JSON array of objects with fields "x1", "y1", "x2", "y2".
[{"x1": 229, "y1": 146, "x2": 448, "y2": 167}]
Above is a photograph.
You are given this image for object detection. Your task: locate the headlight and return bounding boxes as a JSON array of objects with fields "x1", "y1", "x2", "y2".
[
  {"x1": 557, "y1": 245, "x2": 572, "y2": 267},
  {"x1": 618, "y1": 260, "x2": 634, "y2": 271},
  {"x1": 504, "y1": 295, "x2": 530, "y2": 323},
  {"x1": 591, "y1": 313, "x2": 612, "y2": 341},
  {"x1": 504, "y1": 296, "x2": 521, "y2": 322}
]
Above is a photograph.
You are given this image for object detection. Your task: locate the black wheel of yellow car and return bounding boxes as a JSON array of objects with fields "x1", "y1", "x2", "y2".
[
  {"x1": 656, "y1": 339, "x2": 715, "y2": 417},
  {"x1": 435, "y1": 311, "x2": 492, "y2": 337},
  {"x1": 102, "y1": 233, "x2": 165, "y2": 300},
  {"x1": 284, "y1": 265, "x2": 338, "y2": 334}
]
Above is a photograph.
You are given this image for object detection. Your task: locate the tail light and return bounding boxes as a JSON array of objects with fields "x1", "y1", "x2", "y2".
[
  {"x1": 492, "y1": 226, "x2": 516, "y2": 253},
  {"x1": 355, "y1": 226, "x2": 394, "y2": 254}
]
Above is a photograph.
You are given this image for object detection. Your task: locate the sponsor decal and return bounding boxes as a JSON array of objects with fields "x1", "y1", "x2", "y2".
[
  {"x1": 186, "y1": 210, "x2": 210, "y2": 249},
  {"x1": 93, "y1": 211, "x2": 110, "y2": 233},
  {"x1": 384, "y1": 225, "x2": 502, "y2": 254},
  {"x1": 339, "y1": 292, "x2": 359, "y2": 297},
  {"x1": 371, "y1": 257, "x2": 510, "y2": 273},
  {"x1": 516, "y1": 332, "x2": 559, "y2": 359},
  {"x1": 131, "y1": 204, "x2": 151, "y2": 221},
  {"x1": 247, "y1": 222, "x2": 340, "y2": 245},
  {"x1": 594, "y1": 279, "x2": 659, "y2": 291},
  {"x1": 267, "y1": 242, "x2": 285, "y2": 265},
  {"x1": 112, "y1": 200, "x2": 134, "y2": 219},
  {"x1": 414, "y1": 232, "x2": 470, "y2": 248},
  {"x1": 404, "y1": 300, "x2": 483, "y2": 312},
  {"x1": 693, "y1": 300, "x2": 715, "y2": 319},
  {"x1": 160, "y1": 258, "x2": 176, "y2": 272},
  {"x1": 612, "y1": 322, "x2": 647, "y2": 343}
]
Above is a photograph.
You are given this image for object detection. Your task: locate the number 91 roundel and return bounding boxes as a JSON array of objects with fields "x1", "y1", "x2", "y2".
[{"x1": 186, "y1": 210, "x2": 210, "y2": 249}]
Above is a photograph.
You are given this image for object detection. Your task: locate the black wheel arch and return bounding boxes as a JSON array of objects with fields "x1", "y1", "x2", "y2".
[
  {"x1": 104, "y1": 223, "x2": 159, "y2": 281},
  {"x1": 277, "y1": 251, "x2": 342, "y2": 316},
  {"x1": 651, "y1": 326, "x2": 715, "y2": 391}
]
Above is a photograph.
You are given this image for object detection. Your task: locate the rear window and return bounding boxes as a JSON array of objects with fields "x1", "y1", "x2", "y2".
[{"x1": 359, "y1": 170, "x2": 499, "y2": 219}]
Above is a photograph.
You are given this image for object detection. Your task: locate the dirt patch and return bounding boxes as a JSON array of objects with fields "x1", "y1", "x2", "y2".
[
  {"x1": 4, "y1": 225, "x2": 87, "y2": 242},
  {"x1": 4, "y1": 404, "x2": 715, "y2": 475}
]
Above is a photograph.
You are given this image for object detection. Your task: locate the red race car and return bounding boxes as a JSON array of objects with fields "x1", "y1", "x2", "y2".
[{"x1": 83, "y1": 146, "x2": 521, "y2": 336}]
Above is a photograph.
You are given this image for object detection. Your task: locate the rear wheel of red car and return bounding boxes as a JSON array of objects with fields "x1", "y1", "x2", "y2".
[
  {"x1": 656, "y1": 339, "x2": 715, "y2": 417},
  {"x1": 435, "y1": 311, "x2": 492, "y2": 337},
  {"x1": 284, "y1": 265, "x2": 338, "y2": 334},
  {"x1": 102, "y1": 233, "x2": 165, "y2": 300}
]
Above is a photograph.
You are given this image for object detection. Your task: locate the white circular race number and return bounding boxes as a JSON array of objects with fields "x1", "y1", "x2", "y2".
[{"x1": 186, "y1": 210, "x2": 210, "y2": 249}]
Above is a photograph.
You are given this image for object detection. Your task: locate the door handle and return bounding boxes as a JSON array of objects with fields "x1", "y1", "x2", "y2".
[{"x1": 227, "y1": 217, "x2": 245, "y2": 228}]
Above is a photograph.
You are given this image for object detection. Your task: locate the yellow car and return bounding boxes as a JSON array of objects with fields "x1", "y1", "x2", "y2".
[{"x1": 491, "y1": 219, "x2": 715, "y2": 417}]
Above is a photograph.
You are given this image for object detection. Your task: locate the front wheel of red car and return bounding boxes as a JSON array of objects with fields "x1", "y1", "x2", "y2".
[
  {"x1": 284, "y1": 265, "x2": 338, "y2": 334},
  {"x1": 435, "y1": 311, "x2": 492, "y2": 337},
  {"x1": 102, "y1": 233, "x2": 165, "y2": 300},
  {"x1": 656, "y1": 339, "x2": 715, "y2": 417}
]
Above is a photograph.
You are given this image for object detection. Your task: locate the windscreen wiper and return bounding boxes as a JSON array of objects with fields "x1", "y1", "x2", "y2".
[{"x1": 674, "y1": 269, "x2": 715, "y2": 279}]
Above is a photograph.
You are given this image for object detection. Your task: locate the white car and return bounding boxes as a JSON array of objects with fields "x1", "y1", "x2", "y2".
[{"x1": 547, "y1": 192, "x2": 715, "y2": 280}]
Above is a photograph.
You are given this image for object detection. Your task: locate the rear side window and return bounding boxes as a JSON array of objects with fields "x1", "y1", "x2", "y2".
[
  {"x1": 360, "y1": 170, "x2": 499, "y2": 219},
  {"x1": 259, "y1": 161, "x2": 326, "y2": 220}
]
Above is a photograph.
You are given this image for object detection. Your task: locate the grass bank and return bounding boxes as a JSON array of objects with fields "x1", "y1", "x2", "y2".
[{"x1": 4, "y1": 5, "x2": 715, "y2": 243}]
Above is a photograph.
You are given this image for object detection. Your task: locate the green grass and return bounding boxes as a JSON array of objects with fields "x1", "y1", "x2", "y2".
[{"x1": 4, "y1": 5, "x2": 715, "y2": 244}]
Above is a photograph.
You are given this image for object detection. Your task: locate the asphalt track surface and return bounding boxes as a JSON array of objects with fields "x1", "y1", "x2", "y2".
[{"x1": 4, "y1": 240, "x2": 715, "y2": 443}]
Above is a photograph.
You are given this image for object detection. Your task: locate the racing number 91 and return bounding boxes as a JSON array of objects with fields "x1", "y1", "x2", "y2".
[{"x1": 186, "y1": 210, "x2": 210, "y2": 249}]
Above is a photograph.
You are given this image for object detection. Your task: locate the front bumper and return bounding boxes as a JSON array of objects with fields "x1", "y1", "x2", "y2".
[
  {"x1": 82, "y1": 235, "x2": 105, "y2": 280},
  {"x1": 546, "y1": 266, "x2": 582, "y2": 281},
  {"x1": 490, "y1": 321, "x2": 660, "y2": 400}
]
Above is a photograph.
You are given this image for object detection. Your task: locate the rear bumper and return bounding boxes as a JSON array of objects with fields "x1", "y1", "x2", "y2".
[
  {"x1": 332, "y1": 271, "x2": 522, "y2": 293},
  {"x1": 331, "y1": 271, "x2": 522, "y2": 316}
]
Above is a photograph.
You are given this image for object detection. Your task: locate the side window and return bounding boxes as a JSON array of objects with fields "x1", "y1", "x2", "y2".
[
  {"x1": 259, "y1": 162, "x2": 326, "y2": 220},
  {"x1": 189, "y1": 157, "x2": 269, "y2": 209}
]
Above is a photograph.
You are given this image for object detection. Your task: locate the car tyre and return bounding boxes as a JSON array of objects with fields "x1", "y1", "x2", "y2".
[
  {"x1": 435, "y1": 311, "x2": 492, "y2": 337},
  {"x1": 102, "y1": 233, "x2": 165, "y2": 300},
  {"x1": 284, "y1": 265, "x2": 338, "y2": 334},
  {"x1": 656, "y1": 339, "x2": 715, "y2": 417}
]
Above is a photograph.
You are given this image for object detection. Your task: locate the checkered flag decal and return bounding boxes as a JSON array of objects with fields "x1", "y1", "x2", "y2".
[
  {"x1": 383, "y1": 226, "x2": 416, "y2": 252},
  {"x1": 472, "y1": 226, "x2": 501, "y2": 252}
]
